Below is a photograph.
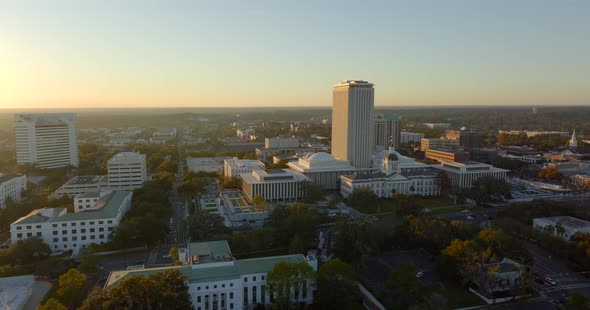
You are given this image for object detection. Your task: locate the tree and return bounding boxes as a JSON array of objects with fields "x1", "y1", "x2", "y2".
[
  {"x1": 107, "y1": 270, "x2": 192, "y2": 310},
  {"x1": 316, "y1": 259, "x2": 359, "y2": 310},
  {"x1": 266, "y1": 159, "x2": 289, "y2": 169},
  {"x1": 38, "y1": 298, "x2": 68, "y2": 310},
  {"x1": 538, "y1": 166, "x2": 563, "y2": 180},
  {"x1": 251, "y1": 194, "x2": 269, "y2": 211},
  {"x1": 57, "y1": 268, "x2": 88, "y2": 308},
  {"x1": 288, "y1": 235, "x2": 305, "y2": 254},
  {"x1": 78, "y1": 287, "x2": 114, "y2": 310},
  {"x1": 267, "y1": 261, "x2": 315, "y2": 308},
  {"x1": 470, "y1": 176, "x2": 511, "y2": 205},
  {"x1": 170, "y1": 247, "x2": 179, "y2": 261},
  {"x1": 387, "y1": 262, "x2": 438, "y2": 309},
  {"x1": 333, "y1": 220, "x2": 382, "y2": 263},
  {"x1": 301, "y1": 181, "x2": 323, "y2": 203},
  {"x1": 219, "y1": 176, "x2": 241, "y2": 189},
  {"x1": 186, "y1": 211, "x2": 229, "y2": 240},
  {"x1": 0, "y1": 237, "x2": 51, "y2": 265},
  {"x1": 347, "y1": 187, "x2": 380, "y2": 212},
  {"x1": 565, "y1": 292, "x2": 590, "y2": 309}
]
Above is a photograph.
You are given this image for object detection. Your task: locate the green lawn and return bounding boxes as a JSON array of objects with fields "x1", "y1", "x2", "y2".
[
  {"x1": 440, "y1": 283, "x2": 486, "y2": 309},
  {"x1": 427, "y1": 206, "x2": 462, "y2": 216}
]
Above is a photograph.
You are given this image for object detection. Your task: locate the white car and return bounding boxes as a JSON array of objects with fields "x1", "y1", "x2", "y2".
[
  {"x1": 466, "y1": 215, "x2": 474, "y2": 220},
  {"x1": 545, "y1": 276, "x2": 557, "y2": 286},
  {"x1": 416, "y1": 271, "x2": 424, "y2": 278}
]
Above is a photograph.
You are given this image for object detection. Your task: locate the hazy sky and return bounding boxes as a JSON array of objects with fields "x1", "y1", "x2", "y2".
[{"x1": 1, "y1": 0, "x2": 589, "y2": 108}]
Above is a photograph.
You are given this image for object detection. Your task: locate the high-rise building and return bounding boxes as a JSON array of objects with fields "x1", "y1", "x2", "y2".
[
  {"x1": 331, "y1": 80, "x2": 374, "y2": 168},
  {"x1": 107, "y1": 152, "x2": 147, "y2": 190},
  {"x1": 459, "y1": 128, "x2": 482, "y2": 148},
  {"x1": 374, "y1": 114, "x2": 401, "y2": 151},
  {"x1": 14, "y1": 113, "x2": 79, "y2": 169}
]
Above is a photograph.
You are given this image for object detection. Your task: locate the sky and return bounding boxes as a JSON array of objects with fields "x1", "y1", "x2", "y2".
[{"x1": 0, "y1": 0, "x2": 589, "y2": 109}]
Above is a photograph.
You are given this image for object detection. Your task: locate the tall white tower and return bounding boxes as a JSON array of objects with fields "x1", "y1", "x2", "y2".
[
  {"x1": 14, "y1": 113, "x2": 79, "y2": 169},
  {"x1": 331, "y1": 80, "x2": 374, "y2": 168},
  {"x1": 569, "y1": 129, "x2": 578, "y2": 148}
]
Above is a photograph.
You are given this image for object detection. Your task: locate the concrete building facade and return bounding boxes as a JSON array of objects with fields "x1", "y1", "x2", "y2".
[
  {"x1": 223, "y1": 158, "x2": 265, "y2": 179},
  {"x1": 432, "y1": 161, "x2": 509, "y2": 189},
  {"x1": 107, "y1": 152, "x2": 147, "y2": 190},
  {"x1": 0, "y1": 174, "x2": 27, "y2": 208},
  {"x1": 331, "y1": 80, "x2": 374, "y2": 169},
  {"x1": 374, "y1": 114, "x2": 401, "y2": 151},
  {"x1": 14, "y1": 113, "x2": 79, "y2": 168},
  {"x1": 241, "y1": 169, "x2": 310, "y2": 202}
]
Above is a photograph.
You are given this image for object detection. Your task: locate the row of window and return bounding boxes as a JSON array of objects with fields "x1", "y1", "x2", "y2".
[{"x1": 15, "y1": 220, "x2": 112, "y2": 230}]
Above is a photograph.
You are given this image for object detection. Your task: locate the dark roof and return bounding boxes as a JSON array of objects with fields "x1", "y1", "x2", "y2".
[{"x1": 0, "y1": 174, "x2": 23, "y2": 183}]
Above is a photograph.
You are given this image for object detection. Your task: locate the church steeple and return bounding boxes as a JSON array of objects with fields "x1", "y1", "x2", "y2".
[{"x1": 570, "y1": 129, "x2": 578, "y2": 148}]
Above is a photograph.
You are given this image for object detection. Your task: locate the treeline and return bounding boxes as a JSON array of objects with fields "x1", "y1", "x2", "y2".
[{"x1": 109, "y1": 181, "x2": 172, "y2": 249}]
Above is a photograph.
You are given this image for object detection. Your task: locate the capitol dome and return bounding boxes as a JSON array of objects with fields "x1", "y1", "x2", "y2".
[
  {"x1": 307, "y1": 152, "x2": 336, "y2": 163},
  {"x1": 384, "y1": 149, "x2": 403, "y2": 162}
]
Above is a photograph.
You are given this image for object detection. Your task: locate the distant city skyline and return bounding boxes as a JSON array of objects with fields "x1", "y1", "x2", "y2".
[{"x1": 1, "y1": 0, "x2": 589, "y2": 109}]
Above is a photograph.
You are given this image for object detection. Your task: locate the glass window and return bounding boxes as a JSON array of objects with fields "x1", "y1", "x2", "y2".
[
  {"x1": 53, "y1": 231, "x2": 58, "y2": 235},
  {"x1": 62, "y1": 237, "x2": 68, "y2": 242},
  {"x1": 52, "y1": 224, "x2": 57, "y2": 228},
  {"x1": 53, "y1": 238, "x2": 58, "y2": 242},
  {"x1": 71, "y1": 230, "x2": 77, "y2": 234},
  {"x1": 62, "y1": 230, "x2": 67, "y2": 234}
]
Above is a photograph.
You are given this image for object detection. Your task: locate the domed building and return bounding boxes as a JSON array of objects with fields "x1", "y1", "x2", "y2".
[
  {"x1": 340, "y1": 148, "x2": 440, "y2": 198},
  {"x1": 287, "y1": 152, "x2": 374, "y2": 189}
]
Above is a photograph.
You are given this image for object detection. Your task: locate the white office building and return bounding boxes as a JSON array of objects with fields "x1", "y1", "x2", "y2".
[
  {"x1": 105, "y1": 240, "x2": 317, "y2": 310},
  {"x1": 51, "y1": 175, "x2": 109, "y2": 198},
  {"x1": 341, "y1": 148, "x2": 440, "y2": 198},
  {"x1": 332, "y1": 80, "x2": 375, "y2": 169},
  {"x1": 223, "y1": 158, "x2": 265, "y2": 179},
  {"x1": 0, "y1": 174, "x2": 27, "y2": 208},
  {"x1": 108, "y1": 152, "x2": 147, "y2": 190},
  {"x1": 420, "y1": 138, "x2": 460, "y2": 152},
  {"x1": 400, "y1": 132, "x2": 425, "y2": 144},
  {"x1": 374, "y1": 114, "x2": 401, "y2": 151},
  {"x1": 241, "y1": 169, "x2": 310, "y2": 202},
  {"x1": 287, "y1": 152, "x2": 370, "y2": 189},
  {"x1": 432, "y1": 161, "x2": 509, "y2": 189},
  {"x1": 74, "y1": 191, "x2": 110, "y2": 212},
  {"x1": 10, "y1": 191, "x2": 132, "y2": 253},
  {"x1": 533, "y1": 216, "x2": 590, "y2": 240},
  {"x1": 265, "y1": 137, "x2": 299, "y2": 149},
  {"x1": 14, "y1": 113, "x2": 79, "y2": 168}
]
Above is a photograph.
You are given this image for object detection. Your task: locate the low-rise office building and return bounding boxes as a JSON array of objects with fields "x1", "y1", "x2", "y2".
[
  {"x1": 10, "y1": 191, "x2": 132, "y2": 253},
  {"x1": 265, "y1": 136, "x2": 299, "y2": 149},
  {"x1": 51, "y1": 175, "x2": 109, "y2": 198},
  {"x1": 188, "y1": 157, "x2": 233, "y2": 174},
  {"x1": 420, "y1": 138, "x2": 459, "y2": 152},
  {"x1": 241, "y1": 169, "x2": 310, "y2": 202},
  {"x1": 223, "y1": 158, "x2": 265, "y2": 178},
  {"x1": 256, "y1": 145, "x2": 327, "y2": 163},
  {"x1": 107, "y1": 152, "x2": 147, "y2": 190},
  {"x1": 105, "y1": 240, "x2": 317, "y2": 310},
  {"x1": 533, "y1": 216, "x2": 590, "y2": 240},
  {"x1": 0, "y1": 174, "x2": 27, "y2": 208},
  {"x1": 432, "y1": 161, "x2": 508, "y2": 189},
  {"x1": 218, "y1": 190, "x2": 268, "y2": 227},
  {"x1": 425, "y1": 147, "x2": 470, "y2": 163},
  {"x1": 74, "y1": 191, "x2": 110, "y2": 212},
  {"x1": 400, "y1": 132, "x2": 424, "y2": 144}
]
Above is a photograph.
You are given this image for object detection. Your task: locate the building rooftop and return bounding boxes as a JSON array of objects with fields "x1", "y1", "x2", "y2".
[
  {"x1": 189, "y1": 240, "x2": 233, "y2": 261},
  {"x1": 63, "y1": 175, "x2": 108, "y2": 186},
  {"x1": 13, "y1": 191, "x2": 132, "y2": 224},
  {"x1": 0, "y1": 173, "x2": 23, "y2": 183},
  {"x1": 108, "y1": 152, "x2": 145, "y2": 162},
  {"x1": 335, "y1": 80, "x2": 374, "y2": 88},
  {"x1": 105, "y1": 252, "x2": 310, "y2": 287},
  {"x1": 535, "y1": 216, "x2": 590, "y2": 229},
  {"x1": 75, "y1": 191, "x2": 104, "y2": 199}
]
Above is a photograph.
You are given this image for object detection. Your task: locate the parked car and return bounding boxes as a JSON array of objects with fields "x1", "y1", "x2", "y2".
[
  {"x1": 416, "y1": 271, "x2": 424, "y2": 278},
  {"x1": 545, "y1": 276, "x2": 557, "y2": 286}
]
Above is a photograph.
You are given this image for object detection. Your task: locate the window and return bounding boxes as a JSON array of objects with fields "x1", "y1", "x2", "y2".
[
  {"x1": 108, "y1": 220, "x2": 113, "y2": 224},
  {"x1": 17, "y1": 233, "x2": 22, "y2": 238},
  {"x1": 81, "y1": 222, "x2": 86, "y2": 226},
  {"x1": 197, "y1": 296, "x2": 201, "y2": 303},
  {"x1": 99, "y1": 227, "x2": 104, "y2": 232},
  {"x1": 35, "y1": 225, "x2": 41, "y2": 229},
  {"x1": 53, "y1": 238, "x2": 58, "y2": 242},
  {"x1": 197, "y1": 286, "x2": 201, "y2": 291},
  {"x1": 108, "y1": 227, "x2": 113, "y2": 231},
  {"x1": 206, "y1": 286, "x2": 209, "y2": 289},
  {"x1": 53, "y1": 231, "x2": 58, "y2": 235},
  {"x1": 71, "y1": 223, "x2": 76, "y2": 226},
  {"x1": 71, "y1": 230, "x2": 77, "y2": 234},
  {"x1": 62, "y1": 223, "x2": 67, "y2": 227},
  {"x1": 222, "y1": 284, "x2": 225, "y2": 288},
  {"x1": 261, "y1": 275, "x2": 265, "y2": 280},
  {"x1": 27, "y1": 232, "x2": 32, "y2": 237},
  {"x1": 62, "y1": 237, "x2": 68, "y2": 242},
  {"x1": 99, "y1": 221, "x2": 104, "y2": 224},
  {"x1": 52, "y1": 224, "x2": 57, "y2": 228},
  {"x1": 81, "y1": 229, "x2": 86, "y2": 233},
  {"x1": 230, "y1": 303, "x2": 233, "y2": 310},
  {"x1": 62, "y1": 230, "x2": 67, "y2": 234},
  {"x1": 90, "y1": 235, "x2": 95, "y2": 240},
  {"x1": 90, "y1": 228, "x2": 95, "y2": 233},
  {"x1": 253, "y1": 276, "x2": 256, "y2": 281},
  {"x1": 16, "y1": 226, "x2": 21, "y2": 230},
  {"x1": 252, "y1": 286, "x2": 257, "y2": 304},
  {"x1": 99, "y1": 234, "x2": 104, "y2": 239},
  {"x1": 36, "y1": 232, "x2": 42, "y2": 237},
  {"x1": 261, "y1": 285, "x2": 266, "y2": 304},
  {"x1": 229, "y1": 292, "x2": 233, "y2": 299},
  {"x1": 244, "y1": 287, "x2": 248, "y2": 304},
  {"x1": 82, "y1": 236, "x2": 86, "y2": 240},
  {"x1": 214, "y1": 285, "x2": 217, "y2": 289},
  {"x1": 72, "y1": 237, "x2": 77, "y2": 241},
  {"x1": 230, "y1": 283, "x2": 233, "y2": 287},
  {"x1": 26, "y1": 225, "x2": 31, "y2": 229},
  {"x1": 89, "y1": 221, "x2": 95, "y2": 225},
  {"x1": 244, "y1": 277, "x2": 248, "y2": 282}
]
